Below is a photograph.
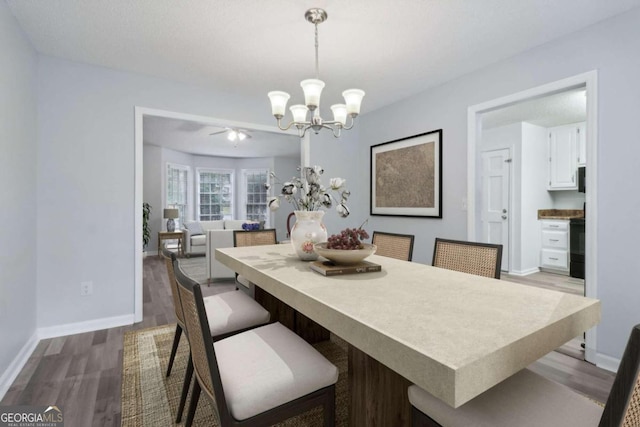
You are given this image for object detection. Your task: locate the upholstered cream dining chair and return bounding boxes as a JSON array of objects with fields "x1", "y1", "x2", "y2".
[
  {"x1": 409, "y1": 323, "x2": 640, "y2": 427},
  {"x1": 160, "y1": 248, "x2": 270, "y2": 423},
  {"x1": 173, "y1": 259, "x2": 338, "y2": 426}
]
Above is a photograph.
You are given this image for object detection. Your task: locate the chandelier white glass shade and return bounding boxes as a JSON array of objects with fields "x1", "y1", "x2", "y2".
[{"x1": 268, "y1": 8, "x2": 365, "y2": 138}]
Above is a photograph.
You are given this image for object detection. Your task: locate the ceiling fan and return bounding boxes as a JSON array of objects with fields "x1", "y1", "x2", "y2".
[{"x1": 209, "y1": 127, "x2": 252, "y2": 142}]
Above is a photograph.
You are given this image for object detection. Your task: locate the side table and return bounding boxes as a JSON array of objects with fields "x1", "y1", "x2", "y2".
[{"x1": 158, "y1": 230, "x2": 184, "y2": 257}]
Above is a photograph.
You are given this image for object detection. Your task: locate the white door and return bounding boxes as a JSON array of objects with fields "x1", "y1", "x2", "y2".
[{"x1": 481, "y1": 148, "x2": 511, "y2": 271}]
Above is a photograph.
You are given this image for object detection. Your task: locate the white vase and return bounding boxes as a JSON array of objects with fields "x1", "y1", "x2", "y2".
[{"x1": 290, "y1": 210, "x2": 328, "y2": 261}]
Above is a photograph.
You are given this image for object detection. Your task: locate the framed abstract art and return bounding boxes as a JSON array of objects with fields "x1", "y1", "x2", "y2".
[{"x1": 370, "y1": 129, "x2": 442, "y2": 218}]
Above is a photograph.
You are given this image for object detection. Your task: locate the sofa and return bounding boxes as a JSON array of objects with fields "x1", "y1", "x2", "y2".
[{"x1": 181, "y1": 220, "x2": 260, "y2": 282}]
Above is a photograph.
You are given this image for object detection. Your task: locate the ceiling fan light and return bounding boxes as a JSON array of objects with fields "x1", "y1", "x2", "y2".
[
  {"x1": 228, "y1": 130, "x2": 238, "y2": 141},
  {"x1": 342, "y1": 89, "x2": 365, "y2": 116},
  {"x1": 268, "y1": 91, "x2": 290, "y2": 118},
  {"x1": 330, "y1": 104, "x2": 347, "y2": 126},
  {"x1": 237, "y1": 131, "x2": 247, "y2": 141},
  {"x1": 300, "y1": 79, "x2": 325, "y2": 110},
  {"x1": 290, "y1": 104, "x2": 309, "y2": 123}
]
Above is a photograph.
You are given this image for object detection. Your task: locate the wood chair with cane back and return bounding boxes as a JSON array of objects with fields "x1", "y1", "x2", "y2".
[
  {"x1": 233, "y1": 229, "x2": 277, "y2": 295},
  {"x1": 432, "y1": 238, "x2": 503, "y2": 279},
  {"x1": 173, "y1": 259, "x2": 338, "y2": 427},
  {"x1": 371, "y1": 231, "x2": 415, "y2": 261},
  {"x1": 160, "y1": 248, "x2": 270, "y2": 423},
  {"x1": 409, "y1": 323, "x2": 640, "y2": 426}
]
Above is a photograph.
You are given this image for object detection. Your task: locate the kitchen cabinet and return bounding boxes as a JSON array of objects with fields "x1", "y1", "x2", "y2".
[
  {"x1": 547, "y1": 123, "x2": 583, "y2": 190},
  {"x1": 540, "y1": 219, "x2": 569, "y2": 274},
  {"x1": 577, "y1": 122, "x2": 586, "y2": 166}
]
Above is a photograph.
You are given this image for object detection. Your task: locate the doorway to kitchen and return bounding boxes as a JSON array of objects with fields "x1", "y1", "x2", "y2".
[{"x1": 467, "y1": 71, "x2": 598, "y2": 363}]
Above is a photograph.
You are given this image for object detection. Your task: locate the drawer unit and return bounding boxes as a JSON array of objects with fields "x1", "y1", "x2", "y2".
[
  {"x1": 540, "y1": 219, "x2": 570, "y2": 274},
  {"x1": 541, "y1": 230, "x2": 568, "y2": 250},
  {"x1": 541, "y1": 220, "x2": 568, "y2": 231},
  {"x1": 541, "y1": 249, "x2": 568, "y2": 270}
]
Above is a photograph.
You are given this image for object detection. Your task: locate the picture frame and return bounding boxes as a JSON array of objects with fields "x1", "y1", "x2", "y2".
[{"x1": 370, "y1": 129, "x2": 442, "y2": 218}]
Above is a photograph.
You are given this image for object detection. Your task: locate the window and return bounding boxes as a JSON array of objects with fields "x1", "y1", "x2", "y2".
[
  {"x1": 166, "y1": 163, "x2": 190, "y2": 228},
  {"x1": 242, "y1": 169, "x2": 269, "y2": 225},
  {"x1": 197, "y1": 169, "x2": 234, "y2": 220}
]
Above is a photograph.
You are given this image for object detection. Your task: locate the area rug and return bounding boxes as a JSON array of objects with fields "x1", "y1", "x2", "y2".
[{"x1": 121, "y1": 325, "x2": 348, "y2": 426}]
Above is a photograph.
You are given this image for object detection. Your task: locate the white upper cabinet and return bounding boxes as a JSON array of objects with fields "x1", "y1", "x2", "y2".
[
  {"x1": 547, "y1": 122, "x2": 584, "y2": 190},
  {"x1": 577, "y1": 122, "x2": 587, "y2": 166}
]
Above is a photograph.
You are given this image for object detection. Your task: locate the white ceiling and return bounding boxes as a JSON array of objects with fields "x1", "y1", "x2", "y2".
[
  {"x1": 8, "y1": 0, "x2": 640, "y2": 115},
  {"x1": 482, "y1": 88, "x2": 587, "y2": 130},
  {"x1": 143, "y1": 115, "x2": 301, "y2": 158}
]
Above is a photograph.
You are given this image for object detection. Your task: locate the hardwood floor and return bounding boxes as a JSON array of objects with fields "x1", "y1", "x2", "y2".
[
  {"x1": 0, "y1": 254, "x2": 233, "y2": 427},
  {"x1": 1, "y1": 257, "x2": 615, "y2": 426},
  {"x1": 502, "y1": 270, "x2": 616, "y2": 403}
]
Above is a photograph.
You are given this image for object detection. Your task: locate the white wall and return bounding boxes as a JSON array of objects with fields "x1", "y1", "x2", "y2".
[
  {"x1": 521, "y1": 123, "x2": 552, "y2": 273},
  {"x1": 308, "y1": 127, "x2": 365, "y2": 236},
  {"x1": 36, "y1": 55, "x2": 273, "y2": 329},
  {"x1": 0, "y1": 1, "x2": 38, "y2": 393},
  {"x1": 359, "y1": 7, "x2": 640, "y2": 361},
  {"x1": 272, "y1": 156, "x2": 299, "y2": 240},
  {"x1": 549, "y1": 191, "x2": 586, "y2": 209}
]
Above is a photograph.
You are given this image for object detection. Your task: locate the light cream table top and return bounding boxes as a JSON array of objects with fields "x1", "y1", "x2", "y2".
[{"x1": 216, "y1": 244, "x2": 600, "y2": 408}]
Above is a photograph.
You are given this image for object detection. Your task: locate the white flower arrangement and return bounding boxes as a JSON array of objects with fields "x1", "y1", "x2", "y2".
[{"x1": 266, "y1": 166, "x2": 350, "y2": 217}]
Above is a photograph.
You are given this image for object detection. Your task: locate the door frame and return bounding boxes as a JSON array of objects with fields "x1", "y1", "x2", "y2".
[
  {"x1": 480, "y1": 147, "x2": 512, "y2": 272},
  {"x1": 133, "y1": 106, "x2": 307, "y2": 323},
  {"x1": 466, "y1": 71, "x2": 598, "y2": 363}
]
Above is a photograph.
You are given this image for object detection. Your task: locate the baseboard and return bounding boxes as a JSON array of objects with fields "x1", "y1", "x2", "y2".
[
  {"x1": 596, "y1": 352, "x2": 621, "y2": 373},
  {"x1": 506, "y1": 267, "x2": 540, "y2": 276},
  {"x1": 0, "y1": 332, "x2": 39, "y2": 400},
  {"x1": 37, "y1": 314, "x2": 135, "y2": 340},
  {"x1": 539, "y1": 267, "x2": 570, "y2": 276},
  {"x1": 1, "y1": 314, "x2": 136, "y2": 400}
]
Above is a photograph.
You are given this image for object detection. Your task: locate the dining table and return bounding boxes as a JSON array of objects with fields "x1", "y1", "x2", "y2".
[{"x1": 215, "y1": 244, "x2": 600, "y2": 425}]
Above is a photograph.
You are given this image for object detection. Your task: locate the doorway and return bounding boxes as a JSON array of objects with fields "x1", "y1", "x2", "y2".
[
  {"x1": 133, "y1": 107, "x2": 307, "y2": 323},
  {"x1": 467, "y1": 71, "x2": 598, "y2": 363}
]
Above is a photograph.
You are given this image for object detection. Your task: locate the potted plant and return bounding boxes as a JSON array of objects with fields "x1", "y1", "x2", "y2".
[{"x1": 143, "y1": 202, "x2": 152, "y2": 250}]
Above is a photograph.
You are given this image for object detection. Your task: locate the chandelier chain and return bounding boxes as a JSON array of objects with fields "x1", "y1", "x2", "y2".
[{"x1": 314, "y1": 22, "x2": 320, "y2": 80}]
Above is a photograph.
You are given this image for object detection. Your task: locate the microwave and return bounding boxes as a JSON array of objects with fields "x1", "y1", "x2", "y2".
[{"x1": 578, "y1": 166, "x2": 586, "y2": 193}]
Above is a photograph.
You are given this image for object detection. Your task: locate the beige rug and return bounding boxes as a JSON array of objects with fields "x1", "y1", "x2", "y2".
[{"x1": 121, "y1": 325, "x2": 349, "y2": 426}]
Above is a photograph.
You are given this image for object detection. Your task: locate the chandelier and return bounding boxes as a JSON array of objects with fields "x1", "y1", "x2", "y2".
[{"x1": 268, "y1": 8, "x2": 365, "y2": 138}]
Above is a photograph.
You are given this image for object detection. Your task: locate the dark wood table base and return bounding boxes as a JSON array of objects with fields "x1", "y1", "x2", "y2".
[
  {"x1": 254, "y1": 287, "x2": 330, "y2": 344},
  {"x1": 349, "y1": 344, "x2": 412, "y2": 426},
  {"x1": 254, "y1": 286, "x2": 412, "y2": 426}
]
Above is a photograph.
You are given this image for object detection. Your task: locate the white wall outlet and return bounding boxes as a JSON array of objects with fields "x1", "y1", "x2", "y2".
[{"x1": 80, "y1": 281, "x2": 93, "y2": 296}]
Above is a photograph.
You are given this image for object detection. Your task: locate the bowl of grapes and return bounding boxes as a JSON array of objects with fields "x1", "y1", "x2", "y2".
[{"x1": 314, "y1": 227, "x2": 376, "y2": 265}]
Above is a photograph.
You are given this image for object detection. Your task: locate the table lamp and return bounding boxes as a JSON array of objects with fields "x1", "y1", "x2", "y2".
[{"x1": 163, "y1": 208, "x2": 179, "y2": 232}]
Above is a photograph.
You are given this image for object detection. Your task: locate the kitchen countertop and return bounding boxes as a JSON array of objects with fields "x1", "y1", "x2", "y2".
[{"x1": 538, "y1": 209, "x2": 584, "y2": 220}]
